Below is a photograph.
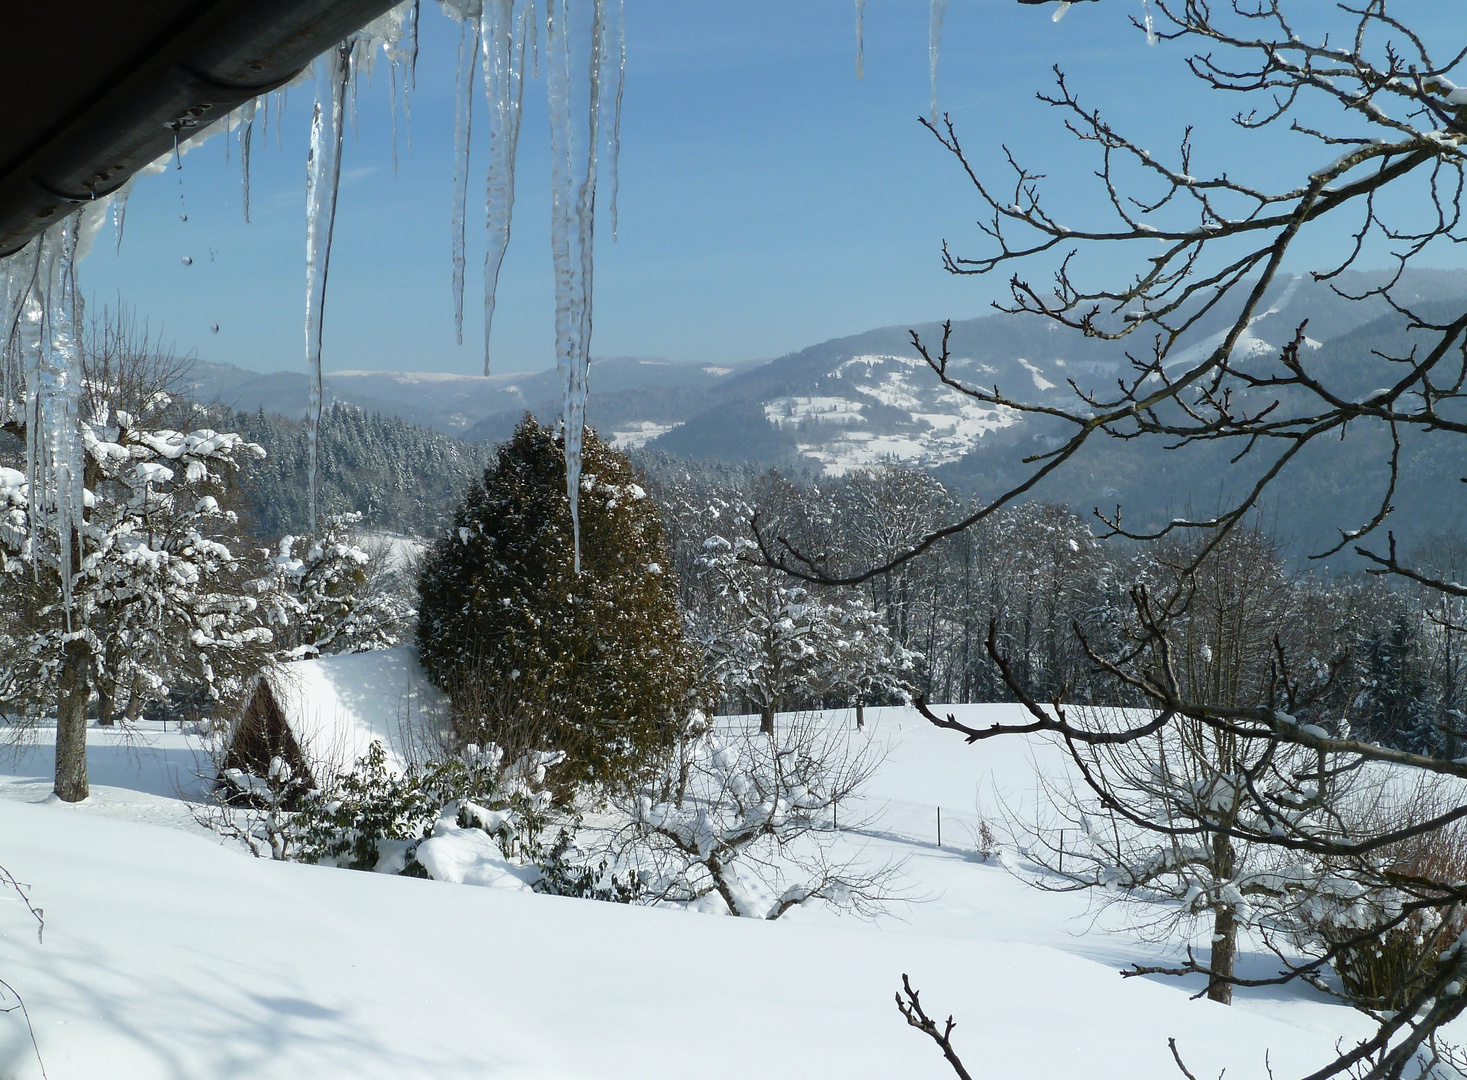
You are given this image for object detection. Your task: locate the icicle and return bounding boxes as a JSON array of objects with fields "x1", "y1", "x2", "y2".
[
  {"x1": 0, "y1": 239, "x2": 41, "y2": 425},
  {"x1": 18, "y1": 240, "x2": 46, "y2": 583},
  {"x1": 547, "y1": 0, "x2": 606, "y2": 573},
  {"x1": 409, "y1": 0, "x2": 421, "y2": 88},
  {"x1": 5, "y1": 221, "x2": 85, "y2": 613},
  {"x1": 451, "y1": 4, "x2": 483, "y2": 346},
  {"x1": 529, "y1": 0, "x2": 539, "y2": 79},
  {"x1": 305, "y1": 41, "x2": 353, "y2": 536},
  {"x1": 404, "y1": 0, "x2": 422, "y2": 149},
  {"x1": 1052, "y1": 1, "x2": 1072, "y2": 21},
  {"x1": 1140, "y1": 0, "x2": 1157, "y2": 45},
  {"x1": 605, "y1": 0, "x2": 624, "y2": 242},
  {"x1": 389, "y1": 55, "x2": 402, "y2": 171},
  {"x1": 855, "y1": 0, "x2": 866, "y2": 79},
  {"x1": 928, "y1": 0, "x2": 947, "y2": 125},
  {"x1": 41, "y1": 216, "x2": 85, "y2": 618},
  {"x1": 362, "y1": 4, "x2": 414, "y2": 172},
  {"x1": 240, "y1": 97, "x2": 257, "y2": 223},
  {"x1": 480, "y1": 0, "x2": 530, "y2": 374},
  {"x1": 111, "y1": 175, "x2": 137, "y2": 253}
]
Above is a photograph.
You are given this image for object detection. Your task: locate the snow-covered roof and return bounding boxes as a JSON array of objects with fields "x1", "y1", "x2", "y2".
[{"x1": 259, "y1": 646, "x2": 451, "y2": 779}]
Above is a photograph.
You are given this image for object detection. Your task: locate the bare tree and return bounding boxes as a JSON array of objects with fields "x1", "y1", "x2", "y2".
[
  {"x1": 740, "y1": 2, "x2": 1467, "y2": 1077},
  {"x1": 605, "y1": 712, "x2": 899, "y2": 919}
]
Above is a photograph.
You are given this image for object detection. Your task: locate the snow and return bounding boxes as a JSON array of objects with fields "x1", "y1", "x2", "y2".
[
  {"x1": 415, "y1": 807, "x2": 540, "y2": 888},
  {"x1": 1162, "y1": 274, "x2": 1303, "y2": 372},
  {"x1": 0, "y1": 704, "x2": 1421, "y2": 1078},
  {"x1": 607, "y1": 420, "x2": 683, "y2": 449},
  {"x1": 1017, "y1": 357, "x2": 1056, "y2": 391},
  {"x1": 764, "y1": 361, "x2": 1017, "y2": 476},
  {"x1": 250, "y1": 646, "x2": 451, "y2": 778}
]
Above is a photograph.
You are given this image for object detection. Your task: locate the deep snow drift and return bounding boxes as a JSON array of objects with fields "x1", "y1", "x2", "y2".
[{"x1": 0, "y1": 707, "x2": 1413, "y2": 1079}]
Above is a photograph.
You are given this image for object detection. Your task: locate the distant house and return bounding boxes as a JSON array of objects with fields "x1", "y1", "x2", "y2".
[{"x1": 221, "y1": 646, "x2": 451, "y2": 791}]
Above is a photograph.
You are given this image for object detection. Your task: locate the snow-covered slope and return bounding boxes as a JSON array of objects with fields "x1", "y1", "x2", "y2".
[{"x1": 0, "y1": 709, "x2": 1407, "y2": 1080}]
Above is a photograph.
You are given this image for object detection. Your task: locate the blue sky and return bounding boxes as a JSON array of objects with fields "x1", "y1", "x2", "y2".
[{"x1": 80, "y1": 1, "x2": 1465, "y2": 377}]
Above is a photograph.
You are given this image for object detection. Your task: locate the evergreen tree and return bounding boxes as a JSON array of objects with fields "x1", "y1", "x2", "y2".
[
  {"x1": 416, "y1": 415, "x2": 707, "y2": 790},
  {"x1": 1359, "y1": 616, "x2": 1438, "y2": 754}
]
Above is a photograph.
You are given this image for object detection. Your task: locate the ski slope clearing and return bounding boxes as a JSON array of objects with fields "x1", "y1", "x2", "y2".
[{"x1": 0, "y1": 708, "x2": 1417, "y2": 1079}]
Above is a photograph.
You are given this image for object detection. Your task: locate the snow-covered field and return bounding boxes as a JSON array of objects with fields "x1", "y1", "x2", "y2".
[{"x1": 0, "y1": 708, "x2": 1416, "y2": 1079}]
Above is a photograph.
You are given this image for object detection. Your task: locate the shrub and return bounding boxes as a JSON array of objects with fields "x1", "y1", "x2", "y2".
[
  {"x1": 416, "y1": 414, "x2": 710, "y2": 791},
  {"x1": 1308, "y1": 805, "x2": 1467, "y2": 1010}
]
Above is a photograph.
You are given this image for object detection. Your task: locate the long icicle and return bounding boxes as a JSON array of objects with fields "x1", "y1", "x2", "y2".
[
  {"x1": 480, "y1": 0, "x2": 530, "y2": 374},
  {"x1": 451, "y1": 4, "x2": 483, "y2": 345},
  {"x1": 41, "y1": 214, "x2": 85, "y2": 618},
  {"x1": 240, "y1": 97, "x2": 257, "y2": 223},
  {"x1": 403, "y1": 0, "x2": 420, "y2": 151},
  {"x1": 15, "y1": 238, "x2": 47, "y2": 583},
  {"x1": 547, "y1": 0, "x2": 605, "y2": 573},
  {"x1": 305, "y1": 41, "x2": 353, "y2": 536},
  {"x1": 928, "y1": 0, "x2": 947, "y2": 124},
  {"x1": 606, "y1": 0, "x2": 624, "y2": 242},
  {"x1": 855, "y1": 0, "x2": 866, "y2": 79}
]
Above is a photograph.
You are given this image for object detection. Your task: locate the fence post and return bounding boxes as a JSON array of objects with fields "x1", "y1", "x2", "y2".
[{"x1": 937, "y1": 806, "x2": 942, "y2": 848}]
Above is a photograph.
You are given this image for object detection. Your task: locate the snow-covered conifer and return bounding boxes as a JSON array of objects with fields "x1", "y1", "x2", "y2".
[{"x1": 416, "y1": 415, "x2": 709, "y2": 790}]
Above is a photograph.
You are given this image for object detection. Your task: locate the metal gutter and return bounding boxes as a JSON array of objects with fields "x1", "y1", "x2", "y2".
[{"x1": 0, "y1": 0, "x2": 400, "y2": 256}]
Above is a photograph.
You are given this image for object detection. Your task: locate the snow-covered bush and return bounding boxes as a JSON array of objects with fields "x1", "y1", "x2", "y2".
[
  {"x1": 205, "y1": 734, "x2": 654, "y2": 902},
  {"x1": 417, "y1": 414, "x2": 711, "y2": 790},
  {"x1": 210, "y1": 755, "x2": 309, "y2": 860},
  {"x1": 1295, "y1": 798, "x2": 1467, "y2": 1010},
  {"x1": 291, "y1": 740, "x2": 563, "y2": 876},
  {"x1": 258, "y1": 512, "x2": 415, "y2": 660},
  {"x1": 605, "y1": 713, "x2": 895, "y2": 919}
]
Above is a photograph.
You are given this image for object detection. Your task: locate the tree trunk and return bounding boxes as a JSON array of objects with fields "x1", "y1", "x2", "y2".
[
  {"x1": 124, "y1": 674, "x2": 146, "y2": 722},
  {"x1": 54, "y1": 642, "x2": 91, "y2": 803},
  {"x1": 1208, "y1": 832, "x2": 1237, "y2": 1004},
  {"x1": 855, "y1": 701, "x2": 865, "y2": 730},
  {"x1": 97, "y1": 684, "x2": 116, "y2": 727},
  {"x1": 1208, "y1": 903, "x2": 1237, "y2": 1004},
  {"x1": 759, "y1": 704, "x2": 774, "y2": 735}
]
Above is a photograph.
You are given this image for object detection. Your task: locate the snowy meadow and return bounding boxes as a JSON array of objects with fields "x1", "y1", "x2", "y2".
[{"x1": 0, "y1": 706, "x2": 1411, "y2": 1080}]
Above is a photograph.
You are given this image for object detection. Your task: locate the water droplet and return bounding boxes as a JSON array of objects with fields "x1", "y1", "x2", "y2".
[
  {"x1": 210, "y1": 323, "x2": 220, "y2": 333},
  {"x1": 181, "y1": 256, "x2": 193, "y2": 265}
]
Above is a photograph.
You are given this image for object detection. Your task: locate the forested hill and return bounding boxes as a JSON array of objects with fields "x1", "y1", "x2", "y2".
[{"x1": 231, "y1": 404, "x2": 495, "y2": 538}]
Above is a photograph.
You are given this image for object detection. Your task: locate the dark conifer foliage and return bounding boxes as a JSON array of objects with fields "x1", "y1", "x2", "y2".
[
  {"x1": 417, "y1": 415, "x2": 708, "y2": 790},
  {"x1": 231, "y1": 404, "x2": 495, "y2": 538}
]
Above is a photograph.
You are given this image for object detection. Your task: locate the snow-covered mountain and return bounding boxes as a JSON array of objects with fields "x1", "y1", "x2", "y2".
[
  {"x1": 191, "y1": 268, "x2": 1467, "y2": 477},
  {"x1": 185, "y1": 355, "x2": 747, "y2": 442}
]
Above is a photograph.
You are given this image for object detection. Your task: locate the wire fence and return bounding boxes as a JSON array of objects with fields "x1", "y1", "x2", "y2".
[{"x1": 842, "y1": 796, "x2": 990, "y2": 855}]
